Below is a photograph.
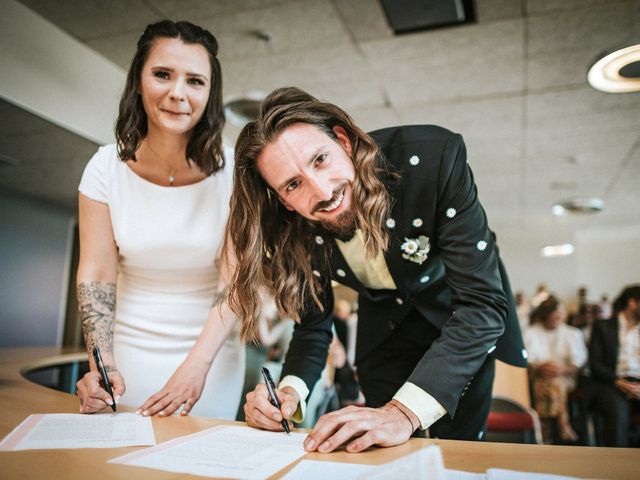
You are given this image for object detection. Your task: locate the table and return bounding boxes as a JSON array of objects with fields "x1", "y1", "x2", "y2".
[{"x1": 1, "y1": 347, "x2": 638, "y2": 479}]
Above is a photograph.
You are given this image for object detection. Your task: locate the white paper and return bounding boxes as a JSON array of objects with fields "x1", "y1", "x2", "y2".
[
  {"x1": 487, "y1": 469, "x2": 579, "y2": 480},
  {"x1": 0, "y1": 413, "x2": 155, "y2": 450},
  {"x1": 445, "y1": 469, "x2": 487, "y2": 480},
  {"x1": 283, "y1": 445, "x2": 446, "y2": 480},
  {"x1": 109, "y1": 424, "x2": 307, "y2": 479}
]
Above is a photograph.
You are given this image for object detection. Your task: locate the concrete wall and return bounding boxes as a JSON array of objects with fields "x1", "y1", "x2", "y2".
[{"x1": 0, "y1": 192, "x2": 75, "y2": 347}]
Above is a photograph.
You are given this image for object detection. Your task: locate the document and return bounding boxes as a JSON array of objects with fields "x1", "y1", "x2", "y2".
[
  {"x1": 109, "y1": 424, "x2": 307, "y2": 479},
  {"x1": 282, "y1": 444, "x2": 445, "y2": 480},
  {"x1": 0, "y1": 413, "x2": 155, "y2": 450},
  {"x1": 443, "y1": 468, "x2": 580, "y2": 480}
]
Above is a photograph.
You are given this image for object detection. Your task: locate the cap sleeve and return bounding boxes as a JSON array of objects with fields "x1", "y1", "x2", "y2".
[{"x1": 78, "y1": 145, "x2": 116, "y2": 204}]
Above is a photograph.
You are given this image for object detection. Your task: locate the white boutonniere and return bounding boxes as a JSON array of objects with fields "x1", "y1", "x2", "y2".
[{"x1": 401, "y1": 235, "x2": 430, "y2": 264}]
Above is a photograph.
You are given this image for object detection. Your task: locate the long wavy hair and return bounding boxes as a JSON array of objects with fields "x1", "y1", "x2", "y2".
[
  {"x1": 224, "y1": 87, "x2": 395, "y2": 341},
  {"x1": 115, "y1": 20, "x2": 225, "y2": 174}
]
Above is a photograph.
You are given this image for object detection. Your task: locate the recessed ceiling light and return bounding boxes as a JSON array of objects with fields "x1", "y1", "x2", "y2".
[
  {"x1": 552, "y1": 197, "x2": 604, "y2": 215},
  {"x1": 224, "y1": 93, "x2": 265, "y2": 127},
  {"x1": 541, "y1": 244, "x2": 575, "y2": 257},
  {"x1": 588, "y1": 43, "x2": 640, "y2": 93}
]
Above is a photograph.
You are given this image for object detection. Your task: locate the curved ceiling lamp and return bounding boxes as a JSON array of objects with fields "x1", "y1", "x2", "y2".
[
  {"x1": 552, "y1": 197, "x2": 604, "y2": 216},
  {"x1": 588, "y1": 43, "x2": 640, "y2": 93}
]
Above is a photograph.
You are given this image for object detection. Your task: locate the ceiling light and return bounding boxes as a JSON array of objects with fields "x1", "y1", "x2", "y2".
[
  {"x1": 552, "y1": 197, "x2": 604, "y2": 215},
  {"x1": 588, "y1": 43, "x2": 640, "y2": 93},
  {"x1": 541, "y1": 244, "x2": 575, "y2": 257},
  {"x1": 224, "y1": 93, "x2": 265, "y2": 127}
]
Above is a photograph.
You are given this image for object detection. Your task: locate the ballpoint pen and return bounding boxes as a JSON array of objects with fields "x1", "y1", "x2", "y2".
[
  {"x1": 261, "y1": 367, "x2": 290, "y2": 434},
  {"x1": 92, "y1": 346, "x2": 116, "y2": 412}
]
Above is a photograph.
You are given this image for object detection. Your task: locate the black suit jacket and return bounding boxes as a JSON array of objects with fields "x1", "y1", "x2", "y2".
[
  {"x1": 589, "y1": 316, "x2": 620, "y2": 384},
  {"x1": 281, "y1": 125, "x2": 526, "y2": 416}
]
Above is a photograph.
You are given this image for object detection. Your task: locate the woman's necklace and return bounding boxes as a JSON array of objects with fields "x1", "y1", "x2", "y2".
[{"x1": 145, "y1": 142, "x2": 185, "y2": 186}]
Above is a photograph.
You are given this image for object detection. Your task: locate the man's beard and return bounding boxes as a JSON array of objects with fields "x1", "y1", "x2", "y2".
[
  {"x1": 313, "y1": 182, "x2": 358, "y2": 240},
  {"x1": 319, "y1": 209, "x2": 357, "y2": 241}
]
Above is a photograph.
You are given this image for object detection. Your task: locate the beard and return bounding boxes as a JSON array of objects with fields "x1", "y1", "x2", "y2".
[
  {"x1": 313, "y1": 181, "x2": 358, "y2": 240},
  {"x1": 319, "y1": 209, "x2": 357, "y2": 241}
]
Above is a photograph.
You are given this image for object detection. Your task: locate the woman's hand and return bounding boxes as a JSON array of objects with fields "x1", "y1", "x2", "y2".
[
  {"x1": 77, "y1": 369, "x2": 125, "y2": 413},
  {"x1": 137, "y1": 359, "x2": 208, "y2": 417}
]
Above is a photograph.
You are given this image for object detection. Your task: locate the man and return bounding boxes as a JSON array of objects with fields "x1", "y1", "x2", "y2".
[
  {"x1": 588, "y1": 285, "x2": 640, "y2": 447},
  {"x1": 225, "y1": 87, "x2": 526, "y2": 453}
]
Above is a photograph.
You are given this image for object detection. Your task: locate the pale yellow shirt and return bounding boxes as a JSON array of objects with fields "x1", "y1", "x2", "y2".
[{"x1": 280, "y1": 230, "x2": 446, "y2": 430}]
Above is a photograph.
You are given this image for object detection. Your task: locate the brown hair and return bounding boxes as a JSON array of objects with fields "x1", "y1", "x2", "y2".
[
  {"x1": 224, "y1": 87, "x2": 394, "y2": 341},
  {"x1": 115, "y1": 20, "x2": 225, "y2": 174},
  {"x1": 613, "y1": 284, "x2": 640, "y2": 314},
  {"x1": 531, "y1": 295, "x2": 561, "y2": 324}
]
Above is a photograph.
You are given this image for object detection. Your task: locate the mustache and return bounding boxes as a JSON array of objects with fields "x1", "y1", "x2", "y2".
[{"x1": 312, "y1": 183, "x2": 347, "y2": 214}]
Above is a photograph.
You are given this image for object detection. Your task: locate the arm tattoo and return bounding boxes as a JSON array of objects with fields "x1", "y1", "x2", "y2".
[{"x1": 77, "y1": 281, "x2": 116, "y2": 358}]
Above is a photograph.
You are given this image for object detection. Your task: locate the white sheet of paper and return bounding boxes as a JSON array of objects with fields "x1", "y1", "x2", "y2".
[
  {"x1": 487, "y1": 469, "x2": 579, "y2": 480},
  {"x1": 109, "y1": 424, "x2": 307, "y2": 479},
  {"x1": 445, "y1": 469, "x2": 487, "y2": 480},
  {"x1": 0, "y1": 413, "x2": 155, "y2": 450},
  {"x1": 282, "y1": 445, "x2": 446, "y2": 480}
]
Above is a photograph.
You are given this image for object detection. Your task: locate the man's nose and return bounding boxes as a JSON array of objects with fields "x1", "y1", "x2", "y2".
[{"x1": 308, "y1": 176, "x2": 333, "y2": 202}]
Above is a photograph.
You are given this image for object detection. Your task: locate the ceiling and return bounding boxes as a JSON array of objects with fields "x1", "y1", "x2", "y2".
[{"x1": 1, "y1": 0, "x2": 639, "y2": 246}]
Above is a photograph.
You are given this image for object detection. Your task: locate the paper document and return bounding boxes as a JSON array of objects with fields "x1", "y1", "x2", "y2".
[
  {"x1": 443, "y1": 468, "x2": 580, "y2": 480},
  {"x1": 282, "y1": 444, "x2": 445, "y2": 480},
  {"x1": 0, "y1": 413, "x2": 155, "y2": 450},
  {"x1": 109, "y1": 424, "x2": 307, "y2": 479}
]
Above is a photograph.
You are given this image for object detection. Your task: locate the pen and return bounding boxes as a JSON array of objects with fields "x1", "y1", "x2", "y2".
[
  {"x1": 92, "y1": 346, "x2": 116, "y2": 412},
  {"x1": 261, "y1": 367, "x2": 290, "y2": 434}
]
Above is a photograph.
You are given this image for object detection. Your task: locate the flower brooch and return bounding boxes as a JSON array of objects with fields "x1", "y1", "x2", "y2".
[{"x1": 401, "y1": 235, "x2": 430, "y2": 264}]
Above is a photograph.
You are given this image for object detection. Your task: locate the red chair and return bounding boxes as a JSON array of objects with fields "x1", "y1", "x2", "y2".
[{"x1": 486, "y1": 396, "x2": 543, "y2": 444}]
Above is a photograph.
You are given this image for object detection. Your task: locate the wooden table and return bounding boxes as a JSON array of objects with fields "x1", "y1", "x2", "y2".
[{"x1": 1, "y1": 347, "x2": 638, "y2": 479}]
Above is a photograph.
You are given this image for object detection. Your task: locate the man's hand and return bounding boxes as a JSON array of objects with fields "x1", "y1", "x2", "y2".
[
  {"x1": 303, "y1": 400, "x2": 417, "y2": 453},
  {"x1": 244, "y1": 384, "x2": 299, "y2": 431},
  {"x1": 615, "y1": 378, "x2": 640, "y2": 399},
  {"x1": 77, "y1": 370, "x2": 125, "y2": 413},
  {"x1": 137, "y1": 359, "x2": 207, "y2": 417}
]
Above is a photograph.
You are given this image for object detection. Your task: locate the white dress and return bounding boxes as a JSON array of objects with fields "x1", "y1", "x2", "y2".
[{"x1": 78, "y1": 144, "x2": 244, "y2": 419}]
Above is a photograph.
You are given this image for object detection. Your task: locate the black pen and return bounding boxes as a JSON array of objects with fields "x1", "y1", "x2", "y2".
[
  {"x1": 92, "y1": 346, "x2": 116, "y2": 412},
  {"x1": 261, "y1": 367, "x2": 290, "y2": 434}
]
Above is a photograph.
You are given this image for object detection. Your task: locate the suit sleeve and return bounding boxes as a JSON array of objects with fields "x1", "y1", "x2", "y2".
[
  {"x1": 280, "y1": 282, "x2": 334, "y2": 399},
  {"x1": 406, "y1": 133, "x2": 508, "y2": 417}
]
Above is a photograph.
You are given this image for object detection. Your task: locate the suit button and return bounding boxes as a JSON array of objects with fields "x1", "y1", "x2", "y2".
[
  {"x1": 395, "y1": 297, "x2": 403, "y2": 305},
  {"x1": 336, "y1": 269, "x2": 346, "y2": 278}
]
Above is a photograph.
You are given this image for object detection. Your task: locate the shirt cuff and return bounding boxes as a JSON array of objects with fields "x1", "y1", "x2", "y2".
[
  {"x1": 392, "y1": 382, "x2": 447, "y2": 430},
  {"x1": 278, "y1": 375, "x2": 309, "y2": 423}
]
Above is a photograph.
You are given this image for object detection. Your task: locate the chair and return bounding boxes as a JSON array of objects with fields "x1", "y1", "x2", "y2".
[{"x1": 486, "y1": 396, "x2": 543, "y2": 444}]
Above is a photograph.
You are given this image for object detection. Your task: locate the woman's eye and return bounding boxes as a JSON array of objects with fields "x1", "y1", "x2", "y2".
[
  {"x1": 152, "y1": 71, "x2": 169, "y2": 79},
  {"x1": 188, "y1": 78, "x2": 205, "y2": 86},
  {"x1": 315, "y1": 153, "x2": 327, "y2": 165}
]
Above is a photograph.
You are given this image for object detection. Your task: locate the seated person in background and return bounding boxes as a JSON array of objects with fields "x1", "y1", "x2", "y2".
[
  {"x1": 524, "y1": 295, "x2": 587, "y2": 443},
  {"x1": 589, "y1": 285, "x2": 640, "y2": 447}
]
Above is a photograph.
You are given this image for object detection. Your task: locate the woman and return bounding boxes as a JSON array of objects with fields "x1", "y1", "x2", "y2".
[
  {"x1": 75, "y1": 20, "x2": 244, "y2": 419},
  {"x1": 524, "y1": 295, "x2": 587, "y2": 443}
]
